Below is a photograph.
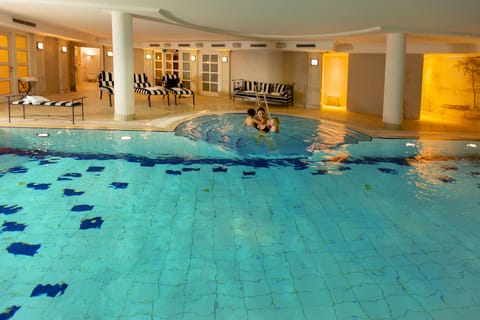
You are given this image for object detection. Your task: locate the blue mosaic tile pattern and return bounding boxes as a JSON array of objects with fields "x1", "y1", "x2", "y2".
[{"x1": 0, "y1": 123, "x2": 479, "y2": 319}]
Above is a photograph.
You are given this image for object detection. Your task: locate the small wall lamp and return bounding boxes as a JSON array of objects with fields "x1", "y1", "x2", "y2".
[
  {"x1": 36, "y1": 41, "x2": 44, "y2": 50},
  {"x1": 145, "y1": 53, "x2": 152, "y2": 60},
  {"x1": 221, "y1": 56, "x2": 228, "y2": 63},
  {"x1": 61, "y1": 46, "x2": 67, "y2": 53},
  {"x1": 310, "y1": 58, "x2": 319, "y2": 66},
  {"x1": 190, "y1": 55, "x2": 196, "y2": 62},
  {"x1": 107, "y1": 50, "x2": 113, "y2": 57}
]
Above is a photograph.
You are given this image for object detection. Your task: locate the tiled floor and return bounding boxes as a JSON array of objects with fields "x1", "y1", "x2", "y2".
[{"x1": 1, "y1": 81, "x2": 480, "y2": 141}]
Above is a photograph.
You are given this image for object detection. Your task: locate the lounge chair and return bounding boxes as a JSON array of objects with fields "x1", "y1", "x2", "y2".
[
  {"x1": 7, "y1": 94, "x2": 85, "y2": 124},
  {"x1": 162, "y1": 74, "x2": 195, "y2": 106},
  {"x1": 98, "y1": 71, "x2": 114, "y2": 107},
  {"x1": 133, "y1": 73, "x2": 170, "y2": 107}
]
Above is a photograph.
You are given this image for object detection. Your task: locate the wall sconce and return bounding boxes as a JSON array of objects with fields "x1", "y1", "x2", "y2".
[
  {"x1": 221, "y1": 56, "x2": 228, "y2": 63},
  {"x1": 145, "y1": 53, "x2": 152, "y2": 60},
  {"x1": 107, "y1": 50, "x2": 113, "y2": 57},
  {"x1": 36, "y1": 41, "x2": 44, "y2": 50},
  {"x1": 190, "y1": 55, "x2": 196, "y2": 62},
  {"x1": 61, "y1": 46, "x2": 67, "y2": 53},
  {"x1": 310, "y1": 58, "x2": 319, "y2": 66}
]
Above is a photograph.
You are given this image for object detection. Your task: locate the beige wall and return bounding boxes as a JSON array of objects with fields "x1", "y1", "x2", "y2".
[
  {"x1": 218, "y1": 50, "x2": 230, "y2": 97},
  {"x1": 45, "y1": 39, "x2": 58, "y2": 92},
  {"x1": 133, "y1": 48, "x2": 144, "y2": 74},
  {"x1": 347, "y1": 54, "x2": 385, "y2": 116},
  {"x1": 231, "y1": 50, "x2": 286, "y2": 83},
  {"x1": 404, "y1": 54, "x2": 424, "y2": 120},
  {"x1": 32, "y1": 37, "x2": 62, "y2": 95},
  {"x1": 306, "y1": 53, "x2": 322, "y2": 108},
  {"x1": 347, "y1": 53, "x2": 423, "y2": 120},
  {"x1": 102, "y1": 46, "x2": 114, "y2": 73}
]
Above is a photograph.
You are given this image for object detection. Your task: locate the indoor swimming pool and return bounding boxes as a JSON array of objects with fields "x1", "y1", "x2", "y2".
[{"x1": 0, "y1": 114, "x2": 479, "y2": 320}]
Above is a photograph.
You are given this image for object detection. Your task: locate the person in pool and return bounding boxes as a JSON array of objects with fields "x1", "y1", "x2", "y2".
[
  {"x1": 255, "y1": 107, "x2": 269, "y2": 132},
  {"x1": 254, "y1": 107, "x2": 280, "y2": 133},
  {"x1": 244, "y1": 108, "x2": 257, "y2": 127},
  {"x1": 267, "y1": 117, "x2": 280, "y2": 133}
]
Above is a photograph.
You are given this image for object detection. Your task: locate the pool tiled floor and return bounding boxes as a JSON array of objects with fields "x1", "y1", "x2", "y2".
[{"x1": 1, "y1": 86, "x2": 480, "y2": 319}]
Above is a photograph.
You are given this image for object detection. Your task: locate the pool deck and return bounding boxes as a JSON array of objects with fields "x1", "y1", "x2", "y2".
[{"x1": 1, "y1": 82, "x2": 480, "y2": 141}]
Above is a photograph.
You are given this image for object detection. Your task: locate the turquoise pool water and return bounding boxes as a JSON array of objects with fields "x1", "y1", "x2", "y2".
[{"x1": 0, "y1": 114, "x2": 479, "y2": 320}]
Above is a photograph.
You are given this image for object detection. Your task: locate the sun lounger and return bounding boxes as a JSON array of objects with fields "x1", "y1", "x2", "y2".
[
  {"x1": 98, "y1": 71, "x2": 114, "y2": 107},
  {"x1": 7, "y1": 94, "x2": 85, "y2": 124},
  {"x1": 162, "y1": 74, "x2": 195, "y2": 106},
  {"x1": 134, "y1": 73, "x2": 170, "y2": 107}
]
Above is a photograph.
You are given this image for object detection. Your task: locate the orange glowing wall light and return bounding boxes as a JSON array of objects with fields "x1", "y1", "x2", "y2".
[
  {"x1": 421, "y1": 53, "x2": 480, "y2": 116},
  {"x1": 321, "y1": 52, "x2": 349, "y2": 107}
]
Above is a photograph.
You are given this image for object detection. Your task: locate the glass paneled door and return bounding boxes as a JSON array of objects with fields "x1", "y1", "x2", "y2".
[
  {"x1": 0, "y1": 33, "x2": 11, "y2": 96},
  {"x1": 201, "y1": 53, "x2": 219, "y2": 96},
  {"x1": 0, "y1": 32, "x2": 29, "y2": 98}
]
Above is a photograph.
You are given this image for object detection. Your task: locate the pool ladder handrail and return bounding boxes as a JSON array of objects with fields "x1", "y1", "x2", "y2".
[{"x1": 255, "y1": 85, "x2": 272, "y2": 119}]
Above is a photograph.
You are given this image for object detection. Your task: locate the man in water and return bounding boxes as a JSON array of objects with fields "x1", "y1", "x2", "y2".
[{"x1": 244, "y1": 108, "x2": 257, "y2": 127}]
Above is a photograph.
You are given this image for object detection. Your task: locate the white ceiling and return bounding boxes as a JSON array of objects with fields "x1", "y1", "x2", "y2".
[{"x1": 0, "y1": 0, "x2": 479, "y2": 49}]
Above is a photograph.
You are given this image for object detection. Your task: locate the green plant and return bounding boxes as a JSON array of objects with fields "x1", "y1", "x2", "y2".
[{"x1": 454, "y1": 56, "x2": 480, "y2": 110}]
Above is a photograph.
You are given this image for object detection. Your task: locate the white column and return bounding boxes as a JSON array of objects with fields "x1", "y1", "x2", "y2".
[
  {"x1": 112, "y1": 11, "x2": 135, "y2": 121},
  {"x1": 382, "y1": 33, "x2": 406, "y2": 129}
]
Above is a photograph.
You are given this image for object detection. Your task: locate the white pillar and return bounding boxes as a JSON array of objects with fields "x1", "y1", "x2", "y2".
[
  {"x1": 112, "y1": 11, "x2": 135, "y2": 121},
  {"x1": 382, "y1": 33, "x2": 406, "y2": 129}
]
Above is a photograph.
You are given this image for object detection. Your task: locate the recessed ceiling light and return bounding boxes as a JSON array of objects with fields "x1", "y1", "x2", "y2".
[
  {"x1": 466, "y1": 143, "x2": 477, "y2": 148},
  {"x1": 405, "y1": 142, "x2": 416, "y2": 147},
  {"x1": 120, "y1": 136, "x2": 132, "y2": 140},
  {"x1": 36, "y1": 133, "x2": 49, "y2": 137}
]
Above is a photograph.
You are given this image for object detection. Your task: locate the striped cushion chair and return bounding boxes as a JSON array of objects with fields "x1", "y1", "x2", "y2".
[
  {"x1": 244, "y1": 80, "x2": 255, "y2": 92},
  {"x1": 267, "y1": 83, "x2": 293, "y2": 106},
  {"x1": 255, "y1": 82, "x2": 270, "y2": 93},
  {"x1": 271, "y1": 83, "x2": 288, "y2": 95},
  {"x1": 8, "y1": 95, "x2": 85, "y2": 124},
  {"x1": 162, "y1": 74, "x2": 195, "y2": 106},
  {"x1": 133, "y1": 73, "x2": 169, "y2": 107},
  {"x1": 98, "y1": 71, "x2": 114, "y2": 107}
]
